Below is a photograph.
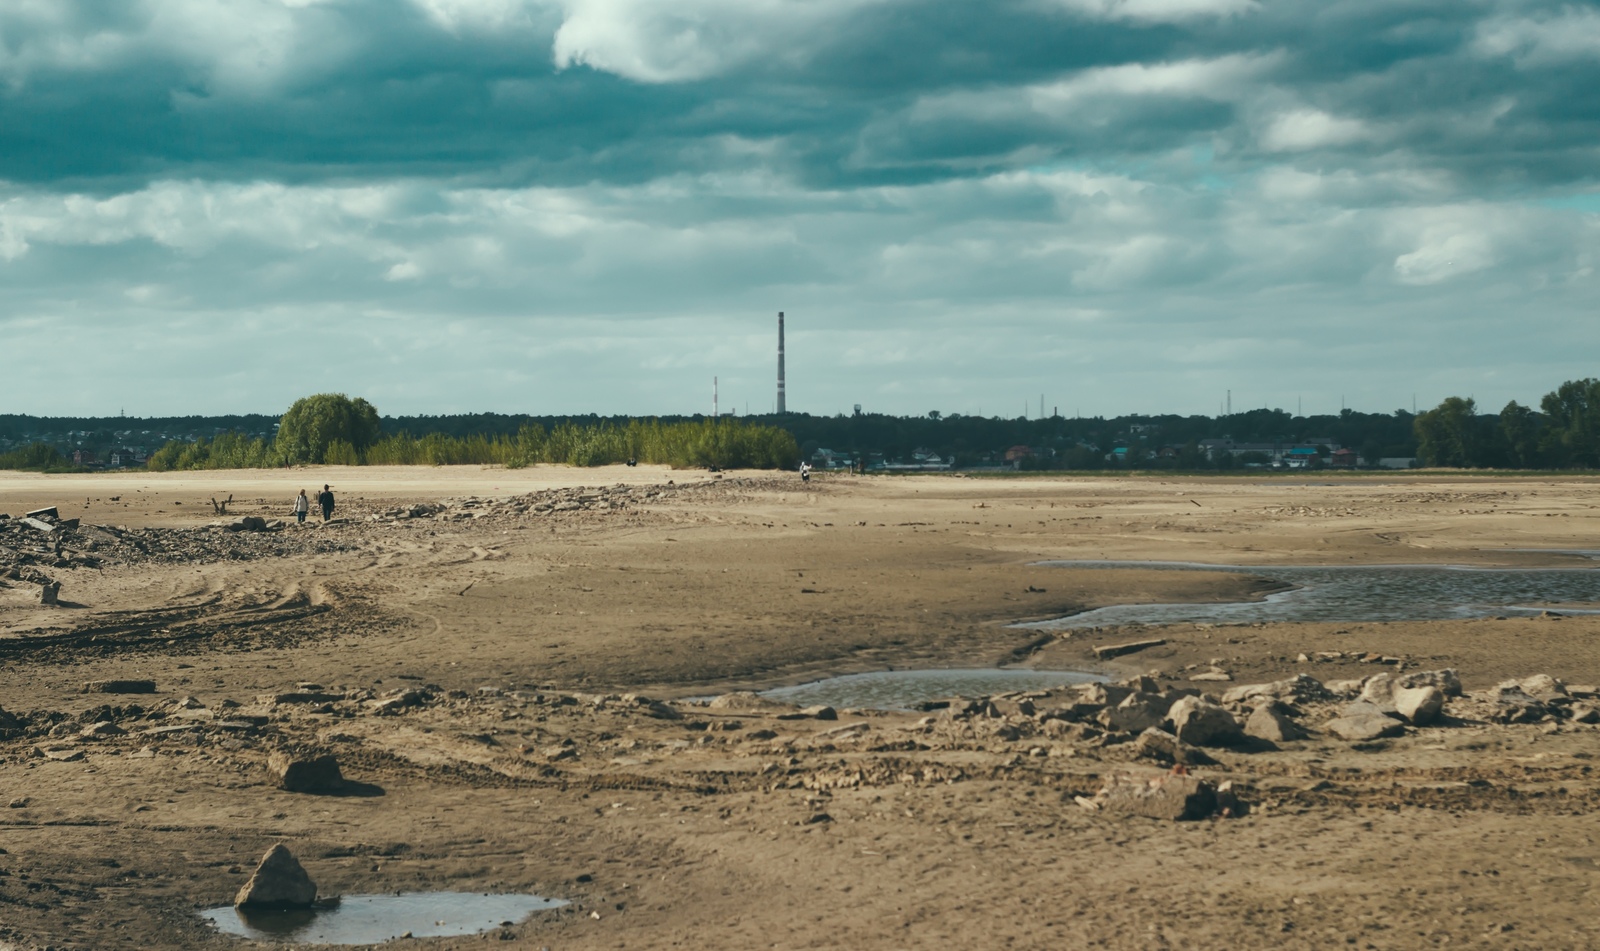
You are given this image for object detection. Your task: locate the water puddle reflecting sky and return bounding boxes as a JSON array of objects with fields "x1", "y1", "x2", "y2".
[
  {"x1": 201, "y1": 892, "x2": 567, "y2": 944},
  {"x1": 1028, "y1": 560, "x2": 1600, "y2": 630}
]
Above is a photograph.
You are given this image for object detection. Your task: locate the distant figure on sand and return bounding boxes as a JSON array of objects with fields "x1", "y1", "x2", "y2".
[
  {"x1": 799, "y1": 462, "x2": 811, "y2": 484},
  {"x1": 317, "y1": 484, "x2": 335, "y2": 522},
  {"x1": 293, "y1": 489, "x2": 309, "y2": 525}
]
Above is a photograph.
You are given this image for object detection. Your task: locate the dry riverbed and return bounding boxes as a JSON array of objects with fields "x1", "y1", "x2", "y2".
[{"x1": 1, "y1": 467, "x2": 1599, "y2": 950}]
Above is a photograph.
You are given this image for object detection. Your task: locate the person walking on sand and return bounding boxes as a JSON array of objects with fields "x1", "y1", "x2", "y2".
[
  {"x1": 293, "y1": 489, "x2": 310, "y2": 525},
  {"x1": 800, "y1": 461, "x2": 811, "y2": 484},
  {"x1": 317, "y1": 484, "x2": 335, "y2": 522}
]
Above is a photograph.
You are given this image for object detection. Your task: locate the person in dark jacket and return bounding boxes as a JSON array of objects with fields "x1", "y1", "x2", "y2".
[{"x1": 317, "y1": 484, "x2": 335, "y2": 522}]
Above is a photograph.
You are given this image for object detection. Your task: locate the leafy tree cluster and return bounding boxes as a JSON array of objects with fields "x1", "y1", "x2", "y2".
[
  {"x1": 1414, "y1": 379, "x2": 1600, "y2": 468},
  {"x1": 142, "y1": 394, "x2": 797, "y2": 471},
  {"x1": 0, "y1": 443, "x2": 75, "y2": 472}
]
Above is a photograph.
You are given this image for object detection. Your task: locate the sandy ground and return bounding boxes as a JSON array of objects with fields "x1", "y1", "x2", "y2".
[{"x1": 1, "y1": 467, "x2": 1599, "y2": 950}]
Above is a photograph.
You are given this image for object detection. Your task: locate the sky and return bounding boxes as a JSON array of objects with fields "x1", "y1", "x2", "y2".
[{"x1": 0, "y1": 0, "x2": 1595, "y2": 420}]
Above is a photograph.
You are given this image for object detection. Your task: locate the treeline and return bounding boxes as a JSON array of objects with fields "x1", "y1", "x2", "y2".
[
  {"x1": 1414, "y1": 379, "x2": 1600, "y2": 468},
  {"x1": 0, "y1": 443, "x2": 77, "y2": 473},
  {"x1": 144, "y1": 395, "x2": 797, "y2": 471}
]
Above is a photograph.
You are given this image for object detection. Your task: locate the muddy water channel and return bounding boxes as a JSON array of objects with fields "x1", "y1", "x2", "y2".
[
  {"x1": 1029, "y1": 560, "x2": 1600, "y2": 631},
  {"x1": 759, "y1": 669, "x2": 1105, "y2": 711}
]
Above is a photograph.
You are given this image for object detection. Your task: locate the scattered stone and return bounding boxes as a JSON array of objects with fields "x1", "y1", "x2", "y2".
[
  {"x1": 1244, "y1": 702, "x2": 1305, "y2": 742},
  {"x1": 1099, "y1": 693, "x2": 1172, "y2": 733},
  {"x1": 799, "y1": 705, "x2": 838, "y2": 721},
  {"x1": 1519, "y1": 674, "x2": 1568, "y2": 701},
  {"x1": 1395, "y1": 668, "x2": 1463, "y2": 697},
  {"x1": 80, "y1": 721, "x2": 127, "y2": 738},
  {"x1": 235, "y1": 844, "x2": 317, "y2": 908},
  {"x1": 1093, "y1": 769, "x2": 1223, "y2": 821},
  {"x1": 1092, "y1": 638, "x2": 1166, "y2": 660},
  {"x1": 1223, "y1": 674, "x2": 1332, "y2": 706},
  {"x1": 1484, "y1": 683, "x2": 1549, "y2": 723},
  {"x1": 1130, "y1": 728, "x2": 1218, "y2": 767},
  {"x1": 40, "y1": 748, "x2": 85, "y2": 762},
  {"x1": 1165, "y1": 696, "x2": 1243, "y2": 747},
  {"x1": 40, "y1": 581, "x2": 61, "y2": 605},
  {"x1": 83, "y1": 679, "x2": 157, "y2": 695},
  {"x1": 267, "y1": 751, "x2": 345, "y2": 793},
  {"x1": 1393, "y1": 685, "x2": 1444, "y2": 726},
  {"x1": 1188, "y1": 668, "x2": 1233, "y2": 683},
  {"x1": 1325, "y1": 714, "x2": 1405, "y2": 742},
  {"x1": 25, "y1": 506, "x2": 60, "y2": 521},
  {"x1": 1570, "y1": 705, "x2": 1599, "y2": 724},
  {"x1": 1325, "y1": 679, "x2": 1364, "y2": 698}
]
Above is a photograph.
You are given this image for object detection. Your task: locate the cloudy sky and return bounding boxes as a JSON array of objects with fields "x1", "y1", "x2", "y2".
[{"x1": 1, "y1": 0, "x2": 1595, "y2": 419}]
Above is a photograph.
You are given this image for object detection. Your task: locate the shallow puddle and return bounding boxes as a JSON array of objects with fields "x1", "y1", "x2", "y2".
[
  {"x1": 1030, "y1": 560, "x2": 1600, "y2": 630},
  {"x1": 201, "y1": 892, "x2": 567, "y2": 944},
  {"x1": 760, "y1": 668, "x2": 1106, "y2": 711}
]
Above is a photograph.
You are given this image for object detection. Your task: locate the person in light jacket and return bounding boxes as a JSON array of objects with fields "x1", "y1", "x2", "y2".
[{"x1": 293, "y1": 489, "x2": 310, "y2": 525}]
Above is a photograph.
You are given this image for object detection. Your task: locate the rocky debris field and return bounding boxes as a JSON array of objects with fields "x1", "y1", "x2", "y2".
[{"x1": 0, "y1": 477, "x2": 777, "y2": 608}]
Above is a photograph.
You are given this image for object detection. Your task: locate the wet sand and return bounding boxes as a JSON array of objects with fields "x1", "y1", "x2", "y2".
[{"x1": 1, "y1": 468, "x2": 1598, "y2": 949}]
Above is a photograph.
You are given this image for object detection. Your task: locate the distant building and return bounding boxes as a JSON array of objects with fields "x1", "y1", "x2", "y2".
[
  {"x1": 1378, "y1": 457, "x2": 1417, "y2": 469},
  {"x1": 1004, "y1": 445, "x2": 1033, "y2": 463},
  {"x1": 1330, "y1": 448, "x2": 1359, "y2": 467},
  {"x1": 71, "y1": 449, "x2": 96, "y2": 466}
]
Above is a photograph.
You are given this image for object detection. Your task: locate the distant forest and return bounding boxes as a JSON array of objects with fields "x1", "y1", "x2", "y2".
[{"x1": 1, "y1": 377, "x2": 1596, "y2": 471}]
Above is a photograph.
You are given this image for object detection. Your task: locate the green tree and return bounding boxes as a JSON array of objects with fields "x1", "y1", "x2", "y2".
[
  {"x1": 275, "y1": 394, "x2": 381, "y2": 465},
  {"x1": 1414, "y1": 396, "x2": 1479, "y2": 467},
  {"x1": 1539, "y1": 379, "x2": 1600, "y2": 467},
  {"x1": 1497, "y1": 401, "x2": 1541, "y2": 468}
]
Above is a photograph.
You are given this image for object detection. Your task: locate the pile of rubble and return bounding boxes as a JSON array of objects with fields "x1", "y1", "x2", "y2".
[
  {"x1": 359, "y1": 477, "x2": 775, "y2": 525},
  {"x1": 0, "y1": 505, "x2": 365, "y2": 604}
]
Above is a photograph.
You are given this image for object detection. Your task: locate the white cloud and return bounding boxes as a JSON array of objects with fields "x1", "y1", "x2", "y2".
[
  {"x1": 1050, "y1": 0, "x2": 1257, "y2": 23},
  {"x1": 1474, "y1": 8, "x2": 1600, "y2": 66},
  {"x1": 550, "y1": 0, "x2": 877, "y2": 82},
  {"x1": 1258, "y1": 109, "x2": 1372, "y2": 152}
]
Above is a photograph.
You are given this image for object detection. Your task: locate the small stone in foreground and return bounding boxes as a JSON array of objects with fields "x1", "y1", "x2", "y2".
[
  {"x1": 1325, "y1": 713, "x2": 1405, "y2": 742},
  {"x1": 235, "y1": 844, "x2": 317, "y2": 908},
  {"x1": 267, "y1": 751, "x2": 345, "y2": 793},
  {"x1": 1245, "y1": 703, "x2": 1305, "y2": 743},
  {"x1": 1096, "y1": 770, "x2": 1219, "y2": 821},
  {"x1": 1394, "y1": 685, "x2": 1444, "y2": 726},
  {"x1": 82, "y1": 679, "x2": 157, "y2": 694}
]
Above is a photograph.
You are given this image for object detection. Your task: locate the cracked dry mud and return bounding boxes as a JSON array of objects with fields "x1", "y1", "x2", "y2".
[{"x1": 1, "y1": 466, "x2": 1599, "y2": 950}]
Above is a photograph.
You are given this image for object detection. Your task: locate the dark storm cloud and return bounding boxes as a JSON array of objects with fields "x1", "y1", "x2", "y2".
[{"x1": 0, "y1": 0, "x2": 1596, "y2": 417}]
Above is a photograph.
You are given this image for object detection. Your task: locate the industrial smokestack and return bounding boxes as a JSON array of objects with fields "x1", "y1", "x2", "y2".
[{"x1": 777, "y1": 312, "x2": 786, "y2": 414}]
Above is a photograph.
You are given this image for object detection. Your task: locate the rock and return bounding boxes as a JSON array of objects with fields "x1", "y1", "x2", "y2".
[
  {"x1": 799, "y1": 705, "x2": 838, "y2": 721},
  {"x1": 1092, "y1": 638, "x2": 1166, "y2": 660},
  {"x1": 1117, "y1": 675, "x2": 1162, "y2": 694},
  {"x1": 1484, "y1": 684, "x2": 1548, "y2": 723},
  {"x1": 1571, "y1": 705, "x2": 1599, "y2": 724},
  {"x1": 640, "y1": 700, "x2": 682, "y2": 720},
  {"x1": 1519, "y1": 674, "x2": 1568, "y2": 701},
  {"x1": 235, "y1": 844, "x2": 317, "y2": 908},
  {"x1": 1099, "y1": 693, "x2": 1172, "y2": 733},
  {"x1": 267, "y1": 751, "x2": 345, "y2": 793},
  {"x1": 1393, "y1": 685, "x2": 1444, "y2": 726},
  {"x1": 1072, "y1": 683, "x2": 1132, "y2": 708},
  {"x1": 1341, "y1": 700, "x2": 1398, "y2": 719},
  {"x1": 1358, "y1": 673, "x2": 1398, "y2": 705},
  {"x1": 1223, "y1": 674, "x2": 1331, "y2": 706},
  {"x1": 1165, "y1": 696, "x2": 1243, "y2": 747},
  {"x1": 40, "y1": 581, "x2": 61, "y2": 605},
  {"x1": 40, "y1": 748, "x2": 85, "y2": 762},
  {"x1": 1325, "y1": 714, "x2": 1405, "y2": 741},
  {"x1": 25, "y1": 506, "x2": 60, "y2": 520},
  {"x1": 1130, "y1": 728, "x2": 1218, "y2": 767},
  {"x1": 1188, "y1": 668, "x2": 1233, "y2": 683},
  {"x1": 1325, "y1": 679, "x2": 1364, "y2": 698},
  {"x1": 1396, "y1": 668, "x2": 1462, "y2": 697},
  {"x1": 1244, "y1": 702, "x2": 1305, "y2": 742},
  {"x1": 708, "y1": 692, "x2": 796, "y2": 713},
  {"x1": 1095, "y1": 770, "x2": 1220, "y2": 821},
  {"x1": 990, "y1": 697, "x2": 1036, "y2": 718},
  {"x1": 83, "y1": 679, "x2": 157, "y2": 695},
  {"x1": 79, "y1": 721, "x2": 126, "y2": 738}
]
